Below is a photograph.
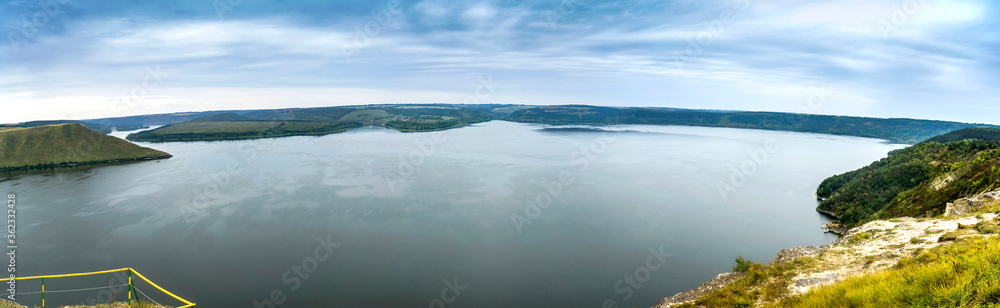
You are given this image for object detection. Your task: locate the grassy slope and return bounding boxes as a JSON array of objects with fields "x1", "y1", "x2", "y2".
[
  {"x1": 0, "y1": 123, "x2": 171, "y2": 171},
  {"x1": 778, "y1": 238, "x2": 1000, "y2": 307},
  {"x1": 677, "y1": 214, "x2": 1000, "y2": 308},
  {"x1": 0, "y1": 120, "x2": 115, "y2": 134},
  {"x1": 816, "y1": 129, "x2": 1000, "y2": 227}
]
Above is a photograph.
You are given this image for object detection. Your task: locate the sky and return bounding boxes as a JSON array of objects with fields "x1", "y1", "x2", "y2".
[{"x1": 1, "y1": 0, "x2": 997, "y2": 124}]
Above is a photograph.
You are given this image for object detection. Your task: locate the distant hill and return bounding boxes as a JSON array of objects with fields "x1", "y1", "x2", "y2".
[
  {"x1": 126, "y1": 105, "x2": 493, "y2": 142},
  {"x1": 506, "y1": 105, "x2": 999, "y2": 144},
  {"x1": 0, "y1": 120, "x2": 115, "y2": 134},
  {"x1": 0, "y1": 123, "x2": 171, "y2": 171},
  {"x1": 83, "y1": 110, "x2": 258, "y2": 131},
  {"x1": 0, "y1": 111, "x2": 255, "y2": 134},
  {"x1": 923, "y1": 128, "x2": 1000, "y2": 144},
  {"x1": 816, "y1": 131, "x2": 1000, "y2": 226},
  {"x1": 13, "y1": 104, "x2": 996, "y2": 144},
  {"x1": 189, "y1": 112, "x2": 252, "y2": 122}
]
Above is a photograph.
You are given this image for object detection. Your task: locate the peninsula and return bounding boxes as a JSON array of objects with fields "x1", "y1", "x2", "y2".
[{"x1": 0, "y1": 123, "x2": 171, "y2": 172}]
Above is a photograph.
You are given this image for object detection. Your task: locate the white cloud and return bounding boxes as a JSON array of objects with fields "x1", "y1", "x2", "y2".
[
  {"x1": 1, "y1": 0, "x2": 997, "y2": 125},
  {"x1": 462, "y1": 3, "x2": 498, "y2": 21},
  {"x1": 415, "y1": 0, "x2": 451, "y2": 18}
]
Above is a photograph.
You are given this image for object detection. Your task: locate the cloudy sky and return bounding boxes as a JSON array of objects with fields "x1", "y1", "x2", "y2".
[{"x1": 1, "y1": 0, "x2": 997, "y2": 124}]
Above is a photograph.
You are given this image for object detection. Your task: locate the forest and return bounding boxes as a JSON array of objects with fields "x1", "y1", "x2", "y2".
[
  {"x1": 507, "y1": 106, "x2": 999, "y2": 144},
  {"x1": 816, "y1": 128, "x2": 1000, "y2": 226},
  {"x1": 125, "y1": 106, "x2": 493, "y2": 142}
]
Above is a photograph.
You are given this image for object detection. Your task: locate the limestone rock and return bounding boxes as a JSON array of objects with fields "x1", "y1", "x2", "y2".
[
  {"x1": 945, "y1": 189, "x2": 1000, "y2": 217},
  {"x1": 652, "y1": 272, "x2": 744, "y2": 308}
]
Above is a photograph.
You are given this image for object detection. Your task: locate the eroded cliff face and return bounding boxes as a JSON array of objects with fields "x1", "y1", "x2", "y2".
[
  {"x1": 945, "y1": 189, "x2": 1000, "y2": 217},
  {"x1": 654, "y1": 189, "x2": 1000, "y2": 308}
]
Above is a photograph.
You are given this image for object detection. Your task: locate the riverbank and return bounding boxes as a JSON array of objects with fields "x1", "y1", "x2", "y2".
[
  {"x1": 653, "y1": 190, "x2": 1000, "y2": 307},
  {"x1": 0, "y1": 154, "x2": 172, "y2": 172}
]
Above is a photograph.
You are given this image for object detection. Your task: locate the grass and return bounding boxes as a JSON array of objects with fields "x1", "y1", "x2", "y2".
[
  {"x1": 677, "y1": 257, "x2": 814, "y2": 308},
  {"x1": 975, "y1": 220, "x2": 999, "y2": 234},
  {"x1": 773, "y1": 235, "x2": 1000, "y2": 307},
  {"x1": 938, "y1": 231, "x2": 960, "y2": 242},
  {"x1": 845, "y1": 230, "x2": 877, "y2": 245},
  {"x1": 862, "y1": 257, "x2": 875, "y2": 269},
  {"x1": 678, "y1": 210, "x2": 1000, "y2": 307},
  {"x1": 979, "y1": 199, "x2": 1000, "y2": 214},
  {"x1": 0, "y1": 123, "x2": 171, "y2": 171}
]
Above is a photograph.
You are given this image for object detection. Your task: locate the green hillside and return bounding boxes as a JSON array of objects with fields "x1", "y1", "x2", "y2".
[
  {"x1": 506, "y1": 105, "x2": 999, "y2": 144},
  {"x1": 816, "y1": 128, "x2": 1000, "y2": 226},
  {"x1": 126, "y1": 106, "x2": 492, "y2": 142},
  {"x1": 923, "y1": 127, "x2": 1000, "y2": 143},
  {"x1": 0, "y1": 120, "x2": 116, "y2": 134},
  {"x1": 0, "y1": 123, "x2": 171, "y2": 171}
]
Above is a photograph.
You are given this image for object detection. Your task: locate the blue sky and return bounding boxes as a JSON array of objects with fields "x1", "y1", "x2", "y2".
[{"x1": 2, "y1": 0, "x2": 997, "y2": 124}]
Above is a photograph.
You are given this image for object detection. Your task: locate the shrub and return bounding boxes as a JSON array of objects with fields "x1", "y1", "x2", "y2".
[
  {"x1": 938, "y1": 231, "x2": 959, "y2": 242},
  {"x1": 974, "y1": 221, "x2": 997, "y2": 234},
  {"x1": 846, "y1": 230, "x2": 874, "y2": 244},
  {"x1": 733, "y1": 256, "x2": 754, "y2": 273}
]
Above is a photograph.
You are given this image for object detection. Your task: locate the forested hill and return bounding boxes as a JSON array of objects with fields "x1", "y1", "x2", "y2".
[
  {"x1": 126, "y1": 105, "x2": 493, "y2": 142},
  {"x1": 12, "y1": 104, "x2": 997, "y2": 144},
  {"x1": 815, "y1": 128, "x2": 1000, "y2": 227},
  {"x1": 506, "y1": 105, "x2": 998, "y2": 144},
  {"x1": 923, "y1": 127, "x2": 1000, "y2": 143}
]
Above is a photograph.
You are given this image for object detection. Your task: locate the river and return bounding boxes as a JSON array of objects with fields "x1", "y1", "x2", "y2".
[{"x1": 2, "y1": 121, "x2": 905, "y2": 307}]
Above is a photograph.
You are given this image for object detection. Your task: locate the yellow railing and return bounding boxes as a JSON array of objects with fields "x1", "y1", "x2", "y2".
[{"x1": 13, "y1": 267, "x2": 195, "y2": 308}]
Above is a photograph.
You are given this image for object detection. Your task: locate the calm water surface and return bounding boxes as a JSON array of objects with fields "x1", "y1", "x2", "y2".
[{"x1": 3, "y1": 121, "x2": 905, "y2": 307}]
